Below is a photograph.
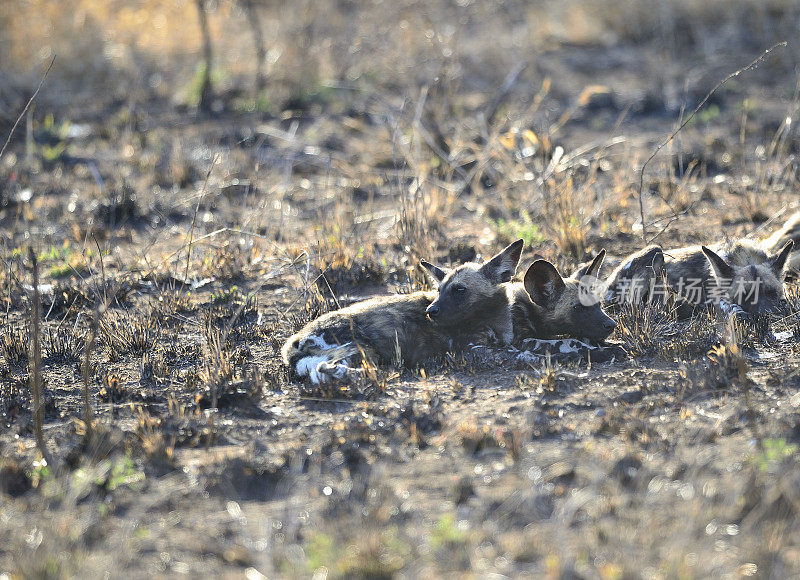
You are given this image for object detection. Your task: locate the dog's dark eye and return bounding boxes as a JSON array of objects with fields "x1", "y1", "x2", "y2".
[{"x1": 453, "y1": 285, "x2": 467, "y2": 294}]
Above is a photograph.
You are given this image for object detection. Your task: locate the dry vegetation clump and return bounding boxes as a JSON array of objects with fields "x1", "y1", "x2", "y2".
[
  {"x1": 87, "y1": 181, "x2": 144, "y2": 230},
  {"x1": 314, "y1": 251, "x2": 388, "y2": 297},
  {"x1": 613, "y1": 301, "x2": 680, "y2": 358},
  {"x1": 1, "y1": 323, "x2": 29, "y2": 367},
  {"x1": 196, "y1": 360, "x2": 266, "y2": 412},
  {"x1": 43, "y1": 324, "x2": 85, "y2": 364},
  {"x1": 97, "y1": 372, "x2": 158, "y2": 405},
  {"x1": 133, "y1": 399, "x2": 217, "y2": 468},
  {"x1": 139, "y1": 350, "x2": 171, "y2": 386},
  {"x1": 456, "y1": 421, "x2": 522, "y2": 461},
  {"x1": 154, "y1": 290, "x2": 198, "y2": 316},
  {"x1": 100, "y1": 310, "x2": 160, "y2": 358},
  {"x1": 618, "y1": 305, "x2": 724, "y2": 362},
  {"x1": 514, "y1": 356, "x2": 576, "y2": 396},
  {"x1": 595, "y1": 407, "x2": 664, "y2": 447},
  {"x1": 661, "y1": 312, "x2": 724, "y2": 361},
  {"x1": 200, "y1": 292, "x2": 261, "y2": 351},
  {"x1": 5, "y1": 0, "x2": 800, "y2": 576},
  {"x1": 610, "y1": 293, "x2": 735, "y2": 361},
  {"x1": 191, "y1": 321, "x2": 267, "y2": 411},
  {"x1": 705, "y1": 340, "x2": 751, "y2": 389},
  {"x1": 36, "y1": 283, "x2": 93, "y2": 319},
  {"x1": 0, "y1": 378, "x2": 27, "y2": 425},
  {"x1": 199, "y1": 241, "x2": 254, "y2": 282},
  {"x1": 33, "y1": 277, "x2": 135, "y2": 319},
  {"x1": 393, "y1": 180, "x2": 451, "y2": 265}
]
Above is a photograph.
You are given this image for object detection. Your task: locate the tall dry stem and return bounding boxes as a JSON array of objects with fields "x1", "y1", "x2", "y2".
[{"x1": 27, "y1": 247, "x2": 48, "y2": 462}]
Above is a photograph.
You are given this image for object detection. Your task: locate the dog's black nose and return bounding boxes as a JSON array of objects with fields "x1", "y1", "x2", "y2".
[
  {"x1": 604, "y1": 319, "x2": 617, "y2": 331},
  {"x1": 426, "y1": 304, "x2": 439, "y2": 318}
]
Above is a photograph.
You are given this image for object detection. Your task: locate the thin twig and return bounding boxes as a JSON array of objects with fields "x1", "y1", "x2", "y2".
[
  {"x1": 485, "y1": 63, "x2": 528, "y2": 126},
  {"x1": 0, "y1": 56, "x2": 56, "y2": 163},
  {"x1": 93, "y1": 234, "x2": 107, "y2": 306},
  {"x1": 184, "y1": 153, "x2": 219, "y2": 284},
  {"x1": 637, "y1": 42, "x2": 787, "y2": 242}
]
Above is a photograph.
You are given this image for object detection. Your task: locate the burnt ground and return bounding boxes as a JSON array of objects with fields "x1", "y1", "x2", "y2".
[{"x1": 3, "y1": 1, "x2": 800, "y2": 577}]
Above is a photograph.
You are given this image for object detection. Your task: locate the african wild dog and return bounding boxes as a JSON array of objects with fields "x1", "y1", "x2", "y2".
[
  {"x1": 656, "y1": 210, "x2": 800, "y2": 315},
  {"x1": 662, "y1": 239, "x2": 794, "y2": 316},
  {"x1": 588, "y1": 230, "x2": 793, "y2": 317},
  {"x1": 282, "y1": 239, "x2": 524, "y2": 383},
  {"x1": 512, "y1": 251, "x2": 617, "y2": 343}
]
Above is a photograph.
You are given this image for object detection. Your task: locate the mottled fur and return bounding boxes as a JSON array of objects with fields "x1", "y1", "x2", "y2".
[
  {"x1": 282, "y1": 291, "x2": 447, "y2": 383},
  {"x1": 602, "y1": 244, "x2": 665, "y2": 306},
  {"x1": 283, "y1": 240, "x2": 524, "y2": 383},
  {"x1": 512, "y1": 251, "x2": 617, "y2": 343},
  {"x1": 663, "y1": 238, "x2": 793, "y2": 316}
]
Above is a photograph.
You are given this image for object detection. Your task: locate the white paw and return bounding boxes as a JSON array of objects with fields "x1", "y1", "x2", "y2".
[{"x1": 317, "y1": 360, "x2": 350, "y2": 379}]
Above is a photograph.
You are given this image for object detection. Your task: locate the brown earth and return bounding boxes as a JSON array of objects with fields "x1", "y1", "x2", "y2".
[{"x1": 2, "y1": 1, "x2": 800, "y2": 577}]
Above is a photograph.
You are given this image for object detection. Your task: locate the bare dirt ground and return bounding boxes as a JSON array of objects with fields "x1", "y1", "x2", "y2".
[{"x1": 2, "y1": 1, "x2": 800, "y2": 577}]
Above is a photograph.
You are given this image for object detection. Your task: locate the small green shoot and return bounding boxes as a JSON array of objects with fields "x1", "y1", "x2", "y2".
[
  {"x1": 494, "y1": 210, "x2": 544, "y2": 246},
  {"x1": 751, "y1": 438, "x2": 798, "y2": 472}
]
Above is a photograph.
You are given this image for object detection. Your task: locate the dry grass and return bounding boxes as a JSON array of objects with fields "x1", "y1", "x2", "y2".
[{"x1": 3, "y1": 0, "x2": 800, "y2": 577}]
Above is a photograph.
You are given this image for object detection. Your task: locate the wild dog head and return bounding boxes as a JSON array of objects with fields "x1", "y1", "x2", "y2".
[
  {"x1": 605, "y1": 245, "x2": 666, "y2": 306},
  {"x1": 420, "y1": 239, "x2": 523, "y2": 329},
  {"x1": 702, "y1": 240, "x2": 793, "y2": 316},
  {"x1": 523, "y1": 251, "x2": 617, "y2": 342}
]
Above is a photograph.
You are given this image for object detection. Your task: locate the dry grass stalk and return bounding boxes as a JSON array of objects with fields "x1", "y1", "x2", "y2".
[
  {"x1": 27, "y1": 247, "x2": 49, "y2": 463},
  {"x1": 194, "y1": 0, "x2": 214, "y2": 111},
  {"x1": 82, "y1": 305, "x2": 100, "y2": 434},
  {"x1": 183, "y1": 153, "x2": 219, "y2": 283}
]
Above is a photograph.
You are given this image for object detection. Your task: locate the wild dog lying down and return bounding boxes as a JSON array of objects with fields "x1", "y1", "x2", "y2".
[
  {"x1": 601, "y1": 238, "x2": 793, "y2": 316},
  {"x1": 588, "y1": 230, "x2": 794, "y2": 318},
  {"x1": 512, "y1": 250, "x2": 617, "y2": 343},
  {"x1": 662, "y1": 239, "x2": 794, "y2": 317},
  {"x1": 282, "y1": 240, "x2": 524, "y2": 383}
]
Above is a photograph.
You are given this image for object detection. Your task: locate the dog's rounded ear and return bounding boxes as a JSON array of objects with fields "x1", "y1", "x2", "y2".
[
  {"x1": 523, "y1": 260, "x2": 566, "y2": 305},
  {"x1": 701, "y1": 246, "x2": 735, "y2": 281},
  {"x1": 419, "y1": 260, "x2": 448, "y2": 284}
]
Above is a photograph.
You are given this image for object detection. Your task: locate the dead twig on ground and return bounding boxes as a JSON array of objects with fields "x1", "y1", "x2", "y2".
[{"x1": 184, "y1": 153, "x2": 219, "y2": 284}]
